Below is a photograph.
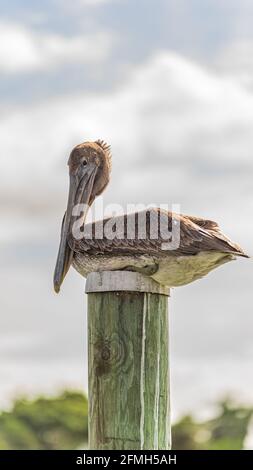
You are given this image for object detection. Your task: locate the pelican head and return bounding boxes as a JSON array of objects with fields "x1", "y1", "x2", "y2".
[{"x1": 54, "y1": 140, "x2": 111, "y2": 293}]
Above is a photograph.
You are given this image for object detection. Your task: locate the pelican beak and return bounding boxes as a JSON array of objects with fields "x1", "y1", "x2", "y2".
[{"x1": 53, "y1": 163, "x2": 98, "y2": 293}]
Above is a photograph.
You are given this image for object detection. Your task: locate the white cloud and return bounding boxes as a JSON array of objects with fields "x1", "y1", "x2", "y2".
[
  {"x1": 56, "y1": 0, "x2": 119, "y2": 14},
  {"x1": 215, "y1": 40, "x2": 253, "y2": 89},
  {"x1": 1, "y1": 51, "x2": 253, "y2": 205},
  {"x1": 0, "y1": 22, "x2": 113, "y2": 73}
]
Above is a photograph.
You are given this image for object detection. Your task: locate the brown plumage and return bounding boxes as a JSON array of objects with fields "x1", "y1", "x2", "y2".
[
  {"x1": 69, "y1": 209, "x2": 246, "y2": 258},
  {"x1": 54, "y1": 140, "x2": 248, "y2": 292}
]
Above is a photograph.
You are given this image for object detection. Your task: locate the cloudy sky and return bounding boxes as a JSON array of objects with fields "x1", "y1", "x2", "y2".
[{"x1": 0, "y1": 0, "x2": 253, "y2": 420}]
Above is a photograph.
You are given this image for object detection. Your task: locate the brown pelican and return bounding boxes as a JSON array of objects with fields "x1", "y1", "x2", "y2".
[{"x1": 54, "y1": 140, "x2": 248, "y2": 293}]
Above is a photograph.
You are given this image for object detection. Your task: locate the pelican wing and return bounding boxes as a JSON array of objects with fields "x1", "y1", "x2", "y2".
[
  {"x1": 186, "y1": 215, "x2": 219, "y2": 230},
  {"x1": 69, "y1": 208, "x2": 247, "y2": 258}
]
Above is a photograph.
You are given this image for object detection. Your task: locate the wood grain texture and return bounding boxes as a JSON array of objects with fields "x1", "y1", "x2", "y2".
[{"x1": 88, "y1": 289, "x2": 170, "y2": 450}]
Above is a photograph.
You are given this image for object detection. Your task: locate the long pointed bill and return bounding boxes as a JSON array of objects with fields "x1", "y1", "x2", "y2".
[{"x1": 53, "y1": 166, "x2": 97, "y2": 293}]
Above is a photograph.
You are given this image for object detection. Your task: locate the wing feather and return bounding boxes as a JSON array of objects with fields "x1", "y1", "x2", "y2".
[{"x1": 68, "y1": 208, "x2": 248, "y2": 258}]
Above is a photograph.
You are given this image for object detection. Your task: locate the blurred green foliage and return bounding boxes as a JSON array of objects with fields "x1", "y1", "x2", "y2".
[
  {"x1": 172, "y1": 399, "x2": 252, "y2": 450},
  {"x1": 0, "y1": 391, "x2": 252, "y2": 449},
  {"x1": 0, "y1": 391, "x2": 88, "y2": 450}
]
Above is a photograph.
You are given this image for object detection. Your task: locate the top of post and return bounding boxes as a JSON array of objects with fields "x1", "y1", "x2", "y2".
[{"x1": 85, "y1": 271, "x2": 170, "y2": 296}]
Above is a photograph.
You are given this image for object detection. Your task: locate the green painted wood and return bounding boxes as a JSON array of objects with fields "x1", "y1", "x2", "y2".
[{"x1": 87, "y1": 290, "x2": 170, "y2": 450}]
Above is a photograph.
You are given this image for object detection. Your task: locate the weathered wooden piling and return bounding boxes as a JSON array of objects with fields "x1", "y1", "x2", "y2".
[{"x1": 86, "y1": 271, "x2": 171, "y2": 450}]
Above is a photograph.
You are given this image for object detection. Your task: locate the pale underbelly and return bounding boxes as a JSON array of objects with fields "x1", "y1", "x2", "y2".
[
  {"x1": 72, "y1": 251, "x2": 235, "y2": 287},
  {"x1": 151, "y1": 252, "x2": 234, "y2": 286}
]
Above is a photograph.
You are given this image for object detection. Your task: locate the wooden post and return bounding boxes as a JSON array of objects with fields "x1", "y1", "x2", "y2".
[{"x1": 86, "y1": 271, "x2": 171, "y2": 450}]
